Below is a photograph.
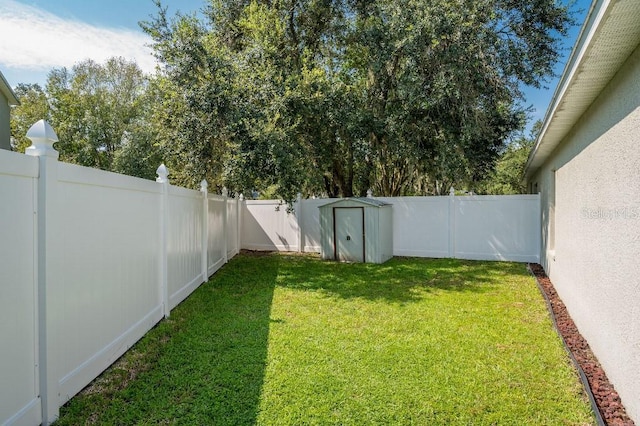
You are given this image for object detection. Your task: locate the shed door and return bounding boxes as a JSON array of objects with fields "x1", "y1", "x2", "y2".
[{"x1": 334, "y1": 207, "x2": 364, "y2": 262}]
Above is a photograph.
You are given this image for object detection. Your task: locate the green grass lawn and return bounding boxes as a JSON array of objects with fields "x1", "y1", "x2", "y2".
[{"x1": 55, "y1": 253, "x2": 595, "y2": 425}]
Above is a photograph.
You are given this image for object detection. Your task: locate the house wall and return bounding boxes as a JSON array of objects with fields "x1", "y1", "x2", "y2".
[
  {"x1": 0, "y1": 92, "x2": 11, "y2": 150},
  {"x1": 531, "y1": 44, "x2": 640, "y2": 421}
]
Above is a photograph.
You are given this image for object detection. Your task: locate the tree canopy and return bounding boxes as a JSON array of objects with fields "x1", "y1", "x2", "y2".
[
  {"x1": 10, "y1": 1, "x2": 573, "y2": 198},
  {"x1": 141, "y1": 0, "x2": 572, "y2": 199},
  {"x1": 476, "y1": 121, "x2": 542, "y2": 195},
  {"x1": 11, "y1": 57, "x2": 161, "y2": 179}
]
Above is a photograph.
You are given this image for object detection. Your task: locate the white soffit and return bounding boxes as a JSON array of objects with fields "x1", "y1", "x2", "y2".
[{"x1": 525, "y1": 0, "x2": 640, "y2": 178}]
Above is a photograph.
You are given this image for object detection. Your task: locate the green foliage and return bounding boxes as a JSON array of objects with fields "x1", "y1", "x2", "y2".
[
  {"x1": 476, "y1": 121, "x2": 540, "y2": 194},
  {"x1": 142, "y1": 0, "x2": 573, "y2": 198},
  {"x1": 9, "y1": 2, "x2": 573, "y2": 195},
  {"x1": 111, "y1": 124, "x2": 164, "y2": 181},
  {"x1": 141, "y1": 4, "x2": 244, "y2": 190},
  {"x1": 10, "y1": 83, "x2": 51, "y2": 152},
  {"x1": 10, "y1": 57, "x2": 157, "y2": 180},
  {"x1": 46, "y1": 57, "x2": 149, "y2": 171},
  {"x1": 55, "y1": 254, "x2": 595, "y2": 425},
  {"x1": 476, "y1": 138, "x2": 533, "y2": 195}
]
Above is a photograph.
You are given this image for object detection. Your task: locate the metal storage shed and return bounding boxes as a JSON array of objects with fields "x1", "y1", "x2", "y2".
[{"x1": 319, "y1": 198, "x2": 393, "y2": 263}]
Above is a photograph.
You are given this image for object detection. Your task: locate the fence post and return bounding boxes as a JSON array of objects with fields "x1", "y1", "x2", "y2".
[
  {"x1": 448, "y1": 186, "x2": 455, "y2": 259},
  {"x1": 156, "y1": 164, "x2": 170, "y2": 318},
  {"x1": 200, "y1": 180, "x2": 208, "y2": 283},
  {"x1": 25, "y1": 120, "x2": 60, "y2": 425},
  {"x1": 237, "y1": 193, "x2": 243, "y2": 254},
  {"x1": 297, "y1": 193, "x2": 303, "y2": 253},
  {"x1": 222, "y1": 187, "x2": 228, "y2": 263}
]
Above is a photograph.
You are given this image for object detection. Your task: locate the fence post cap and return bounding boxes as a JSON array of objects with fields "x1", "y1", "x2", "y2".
[
  {"x1": 366, "y1": 189, "x2": 373, "y2": 198},
  {"x1": 449, "y1": 187, "x2": 455, "y2": 196},
  {"x1": 25, "y1": 120, "x2": 59, "y2": 158},
  {"x1": 200, "y1": 179, "x2": 208, "y2": 192},
  {"x1": 222, "y1": 186, "x2": 228, "y2": 197},
  {"x1": 156, "y1": 164, "x2": 168, "y2": 183},
  {"x1": 239, "y1": 193, "x2": 244, "y2": 201}
]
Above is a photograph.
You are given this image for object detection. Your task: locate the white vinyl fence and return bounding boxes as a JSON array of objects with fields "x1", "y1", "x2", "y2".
[
  {"x1": 2, "y1": 122, "x2": 540, "y2": 426},
  {"x1": 0, "y1": 121, "x2": 241, "y2": 426},
  {"x1": 242, "y1": 192, "x2": 541, "y2": 263},
  {"x1": 1, "y1": 150, "x2": 40, "y2": 426}
]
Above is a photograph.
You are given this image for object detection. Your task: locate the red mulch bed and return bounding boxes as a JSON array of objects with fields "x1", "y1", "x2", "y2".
[{"x1": 529, "y1": 263, "x2": 635, "y2": 426}]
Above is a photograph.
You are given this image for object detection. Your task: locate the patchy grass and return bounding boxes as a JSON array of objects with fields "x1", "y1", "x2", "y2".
[{"x1": 55, "y1": 253, "x2": 595, "y2": 425}]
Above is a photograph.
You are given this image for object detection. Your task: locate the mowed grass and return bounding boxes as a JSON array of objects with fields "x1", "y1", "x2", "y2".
[{"x1": 55, "y1": 253, "x2": 595, "y2": 425}]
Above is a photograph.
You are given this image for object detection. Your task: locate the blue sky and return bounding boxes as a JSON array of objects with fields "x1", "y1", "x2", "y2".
[
  {"x1": 0, "y1": 0, "x2": 203, "y2": 84},
  {"x1": 0, "y1": 0, "x2": 591, "y2": 132}
]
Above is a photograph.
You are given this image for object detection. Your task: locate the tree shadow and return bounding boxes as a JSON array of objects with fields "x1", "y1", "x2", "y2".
[
  {"x1": 167, "y1": 253, "x2": 529, "y2": 423},
  {"x1": 56, "y1": 252, "x2": 531, "y2": 424},
  {"x1": 274, "y1": 253, "x2": 530, "y2": 304},
  {"x1": 56, "y1": 253, "x2": 280, "y2": 425},
  {"x1": 170, "y1": 253, "x2": 279, "y2": 425}
]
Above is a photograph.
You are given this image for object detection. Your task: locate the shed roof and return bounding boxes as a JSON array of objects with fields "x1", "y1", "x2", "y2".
[
  {"x1": 524, "y1": 0, "x2": 640, "y2": 179},
  {"x1": 0, "y1": 70, "x2": 19, "y2": 106},
  {"x1": 318, "y1": 197, "x2": 392, "y2": 208}
]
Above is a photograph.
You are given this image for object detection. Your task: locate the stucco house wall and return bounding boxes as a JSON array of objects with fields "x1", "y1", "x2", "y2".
[
  {"x1": 0, "y1": 71, "x2": 19, "y2": 150},
  {"x1": 530, "y1": 44, "x2": 640, "y2": 421},
  {"x1": 527, "y1": 2, "x2": 640, "y2": 420}
]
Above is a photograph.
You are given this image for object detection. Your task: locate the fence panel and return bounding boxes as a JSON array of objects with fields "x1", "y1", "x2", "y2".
[
  {"x1": 226, "y1": 198, "x2": 239, "y2": 258},
  {"x1": 299, "y1": 198, "x2": 335, "y2": 252},
  {"x1": 50, "y1": 163, "x2": 163, "y2": 407},
  {"x1": 242, "y1": 200, "x2": 298, "y2": 251},
  {"x1": 3, "y1": 121, "x2": 242, "y2": 425},
  {"x1": 378, "y1": 196, "x2": 451, "y2": 258},
  {"x1": 207, "y1": 195, "x2": 226, "y2": 276},
  {"x1": 0, "y1": 151, "x2": 41, "y2": 426},
  {"x1": 167, "y1": 185, "x2": 204, "y2": 309},
  {"x1": 453, "y1": 195, "x2": 541, "y2": 262},
  {"x1": 242, "y1": 195, "x2": 540, "y2": 263}
]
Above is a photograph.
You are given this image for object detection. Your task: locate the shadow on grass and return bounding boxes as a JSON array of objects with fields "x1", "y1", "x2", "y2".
[
  {"x1": 56, "y1": 253, "x2": 279, "y2": 425},
  {"x1": 273, "y1": 252, "x2": 529, "y2": 303},
  {"x1": 55, "y1": 252, "x2": 531, "y2": 425},
  {"x1": 171, "y1": 253, "x2": 279, "y2": 424}
]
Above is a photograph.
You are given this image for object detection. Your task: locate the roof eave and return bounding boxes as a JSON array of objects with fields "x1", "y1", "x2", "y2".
[
  {"x1": 0, "y1": 71, "x2": 20, "y2": 106},
  {"x1": 525, "y1": 0, "x2": 640, "y2": 180}
]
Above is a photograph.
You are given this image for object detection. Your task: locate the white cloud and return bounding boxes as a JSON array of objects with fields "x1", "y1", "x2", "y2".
[{"x1": 0, "y1": 0, "x2": 157, "y2": 75}]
